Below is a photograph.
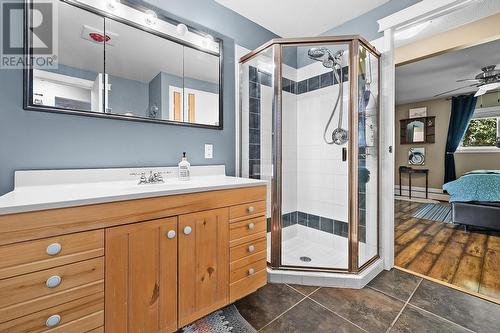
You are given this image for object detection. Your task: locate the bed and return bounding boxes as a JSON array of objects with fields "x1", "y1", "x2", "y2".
[{"x1": 442, "y1": 170, "x2": 500, "y2": 231}]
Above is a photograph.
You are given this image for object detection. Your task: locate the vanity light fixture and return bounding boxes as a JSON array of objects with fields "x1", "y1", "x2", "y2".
[
  {"x1": 176, "y1": 23, "x2": 188, "y2": 36},
  {"x1": 106, "y1": 0, "x2": 119, "y2": 10},
  {"x1": 144, "y1": 9, "x2": 158, "y2": 26},
  {"x1": 202, "y1": 34, "x2": 214, "y2": 49}
]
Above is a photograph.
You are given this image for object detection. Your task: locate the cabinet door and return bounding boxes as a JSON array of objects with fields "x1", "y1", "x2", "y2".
[
  {"x1": 105, "y1": 218, "x2": 177, "y2": 333},
  {"x1": 178, "y1": 208, "x2": 229, "y2": 327}
]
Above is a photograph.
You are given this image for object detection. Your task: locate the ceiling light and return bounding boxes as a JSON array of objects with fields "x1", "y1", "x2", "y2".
[
  {"x1": 144, "y1": 10, "x2": 158, "y2": 26},
  {"x1": 106, "y1": 0, "x2": 120, "y2": 10},
  {"x1": 395, "y1": 21, "x2": 431, "y2": 40},
  {"x1": 475, "y1": 82, "x2": 500, "y2": 97},
  {"x1": 176, "y1": 23, "x2": 188, "y2": 36}
]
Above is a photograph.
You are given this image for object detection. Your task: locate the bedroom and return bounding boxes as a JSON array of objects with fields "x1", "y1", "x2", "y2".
[{"x1": 394, "y1": 33, "x2": 500, "y2": 303}]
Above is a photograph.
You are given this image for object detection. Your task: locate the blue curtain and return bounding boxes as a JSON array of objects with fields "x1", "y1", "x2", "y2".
[{"x1": 444, "y1": 94, "x2": 477, "y2": 183}]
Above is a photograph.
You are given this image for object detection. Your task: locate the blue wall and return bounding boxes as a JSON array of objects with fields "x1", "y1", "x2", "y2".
[{"x1": 0, "y1": 0, "x2": 277, "y2": 195}]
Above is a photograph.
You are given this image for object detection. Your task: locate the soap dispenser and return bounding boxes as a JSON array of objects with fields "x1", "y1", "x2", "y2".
[{"x1": 178, "y1": 152, "x2": 191, "y2": 181}]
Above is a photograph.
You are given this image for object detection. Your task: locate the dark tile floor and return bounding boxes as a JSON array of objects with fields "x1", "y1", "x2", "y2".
[{"x1": 235, "y1": 269, "x2": 500, "y2": 333}]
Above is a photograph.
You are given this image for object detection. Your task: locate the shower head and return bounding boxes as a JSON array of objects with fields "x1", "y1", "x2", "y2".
[
  {"x1": 307, "y1": 47, "x2": 343, "y2": 69},
  {"x1": 307, "y1": 47, "x2": 328, "y2": 59}
]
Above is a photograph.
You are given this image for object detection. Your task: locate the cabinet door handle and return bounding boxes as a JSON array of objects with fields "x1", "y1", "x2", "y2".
[
  {"x1": 247, "y1": 206, "x2": 255, "y2": 213},
  {"x1": 248, "y1": 268, "x2": 255, "y2": 275},
  {"x1": 248, "y1": 245, "x2": 255, "y2": 253},
  {"x1": 46, "y1": 314, "x2": 61, "y2": 328},
  {"x1": 248, "y1": 223, "x2": 255, "y2": 230},
  {"x1": 46, "y1": 243, "x2": 62, "y2": 256},
  {"x1": 166, "y1": 230, "x2": 176, "y2": 239},
  {"x1": 183, "y1": 226, "x2": 192, "y2": 235},
  {"x1": 46, "y1": 275, "x2": 62, "y2": 288}
]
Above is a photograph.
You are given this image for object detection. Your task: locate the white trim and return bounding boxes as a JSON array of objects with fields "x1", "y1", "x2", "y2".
[
  {"x1": 473, "y1": 106, "x2": 500, "y2": 118},
  {"x1": 377, "y1": 0, "x2": 475, "y2": 32},
  {"x1": 456, "y1": 147, "x2": 500, "y2": 153},
  {"x1": 380, "y1": 28, "x2": 395, "y2": 271},
  {"x1": 33, "y1": 69, "x2": 94, "y2": 89}
]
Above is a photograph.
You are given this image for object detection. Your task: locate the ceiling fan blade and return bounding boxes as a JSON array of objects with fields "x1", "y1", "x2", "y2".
[
  {"x1": 456, "y1": 78, "x2": 480, "y2": 82},
  {"x1": 474, "y1": 89, "x2": 487, "y2": 97},
  {"x1": 433, "y1": 84, "x2": 477, "y2": 97}
]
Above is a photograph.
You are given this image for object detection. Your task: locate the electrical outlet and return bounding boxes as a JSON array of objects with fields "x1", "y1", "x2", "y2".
[{"x1": 205, "y1": 144, "x2": 213, "y2": 159}]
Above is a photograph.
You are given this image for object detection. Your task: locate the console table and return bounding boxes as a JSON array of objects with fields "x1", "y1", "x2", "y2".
[{"x1": 399, "y1": 166, "x2": 429, "y2": 199}]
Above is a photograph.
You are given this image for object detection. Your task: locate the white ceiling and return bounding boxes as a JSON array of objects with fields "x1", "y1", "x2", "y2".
[
  {"x1": 396, "y1": 38, "x2": 500, "y2": 104},
  {"x1": 215, "y1": 0, "x2": 390, "y2": 38},
  {"x1": 56, "y1": 2, "x2": 219, "y2": 84}
]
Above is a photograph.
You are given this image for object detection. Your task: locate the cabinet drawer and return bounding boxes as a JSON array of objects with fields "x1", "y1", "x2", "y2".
[
  {"x1": 230, "y1": 269, "x2": 267, "y2": 303},
  {"x1": 0, "y1": 230, "x2": 104, "y2": 280},
  {"x1": 0, "y1": 281, "x2": 103, "y2": 324},
  {"x1": 229, "y1": 201, "x2": 266, "y2": 221},
  {"x1": 230, "y1": 258, "x2": 267, "y2": 284},
  {"x1": 0, "y1": 258, "x2": 103, "y2": 309},
  {"x1": 230, "y1": 237, "x2": 266, "y2": 262},
  {"x1": 229, "y1": 217, "x2": 266, "y2": 241},
  {"x1": 0, "y1": 292, "x2": 103, "y2": 333}
]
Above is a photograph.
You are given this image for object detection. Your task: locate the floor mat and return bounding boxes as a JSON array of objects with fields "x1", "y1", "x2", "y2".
[
  {"x1": 412, "y1": 203, "x2": 452, "y2": 223},
  {"x1": 181, "y1": 305, "x2": 257, "y2": 333}
]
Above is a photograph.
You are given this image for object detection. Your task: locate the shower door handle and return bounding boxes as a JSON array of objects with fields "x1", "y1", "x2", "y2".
[{"x1": 342, "y1": 147, "x2": 347, "y2": 162}]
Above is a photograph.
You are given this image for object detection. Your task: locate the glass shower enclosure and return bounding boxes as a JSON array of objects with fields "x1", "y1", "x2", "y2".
[{"x1": 240, "y1": 36, "x2": 380, "y2": 273}]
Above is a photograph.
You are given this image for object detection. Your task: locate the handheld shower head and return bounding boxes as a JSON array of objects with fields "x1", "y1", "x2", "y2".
[
  {"x1": 307, "y1": 47, "x2": 343, "y2": 69},
  {"x1": 307, "y1": 47, "x2": 328, "y2": 59}
]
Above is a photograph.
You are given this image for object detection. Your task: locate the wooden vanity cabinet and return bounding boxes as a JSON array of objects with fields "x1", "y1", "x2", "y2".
[
  {"x1": 0, "y1": 186, "x2": 266, "y2": 333},
  {"x1": 105, "y1": 218, "x2": 178, "y2": 333},
  {"x1": 178, "y1": 208, "x2": 229, "y2": 327}
]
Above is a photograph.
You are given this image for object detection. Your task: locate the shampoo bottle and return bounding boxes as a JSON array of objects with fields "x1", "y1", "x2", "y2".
[{"x1": 178, "y1": 152, "x2": 191, "y2": 181}]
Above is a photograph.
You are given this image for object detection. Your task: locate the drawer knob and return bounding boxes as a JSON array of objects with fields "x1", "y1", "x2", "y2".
[
  {"x1": 248, "y1": 223, "x2": 255, "y2": 230},
  {"x1": 248, "y1": 245, "x2": 255, "y2": 253},
  {"x1": 167, "y1": 230, "x2": 176, "y2": 239},
  {"x1": 248, "y1": 268, "x2": 255, "y2": 275},
  {"x1": 46, "y1": 314, "x2": 61, "y2": 328},
  {"x1": 46, "y1": 243, "x2": 62, "y2": 256},
  {"x1": 46, "y1": 275, "x2": 62, "y2": 288},
  {"x1": 247, "y1": 206, "x2": 255, "y2": 213},
  {"x1": 183, "y1": 226, "x2": 192, "y2": 235}
]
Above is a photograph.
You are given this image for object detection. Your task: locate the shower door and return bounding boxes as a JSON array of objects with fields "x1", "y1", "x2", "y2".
[
  {"x1": 240, "y1": 37, "x2": 380, "y2": 273},
  {"x1": 279, "y1": 42, "x2": 351, "y2": 270}
]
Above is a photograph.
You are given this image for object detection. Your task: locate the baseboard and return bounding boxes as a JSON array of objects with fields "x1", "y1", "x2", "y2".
[{"x1": 394, "y1": 185, "x2": 450, "y2": 201}]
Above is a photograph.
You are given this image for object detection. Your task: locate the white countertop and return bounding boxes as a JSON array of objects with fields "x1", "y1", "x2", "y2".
[{"x1": 0, "y1": 165, "x2": 267, "y2": 215}]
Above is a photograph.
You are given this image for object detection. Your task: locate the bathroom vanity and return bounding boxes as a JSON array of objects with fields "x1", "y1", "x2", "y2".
[{"x1": 0, "y1": 166, "x2": 267, "y2": 332}]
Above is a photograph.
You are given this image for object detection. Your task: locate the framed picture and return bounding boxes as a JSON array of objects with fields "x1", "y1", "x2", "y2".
[
  {"x1": 409, "y1": 147, "x2": 425, "y2": 165},
  {"x1": 409, "y1": 107, "x2": 427, "y2": 118}
]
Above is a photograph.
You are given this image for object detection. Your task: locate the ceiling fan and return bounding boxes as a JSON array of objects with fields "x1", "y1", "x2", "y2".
[{"x1": 434, "y1": 65, "x2": 500, "y2": 98}]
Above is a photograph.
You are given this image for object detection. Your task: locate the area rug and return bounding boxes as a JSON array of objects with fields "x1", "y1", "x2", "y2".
[
  {"x1": 181, "y1": 305, "x2": 256, "y2": 333},
  {"x1": 412, "y1": 203, "x2": 452, "y2": 223}
]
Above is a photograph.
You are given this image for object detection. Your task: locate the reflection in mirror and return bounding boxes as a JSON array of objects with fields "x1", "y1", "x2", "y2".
[
  {"x1": 104, "y1": 19, "x2": 184, "y2": 120},
  {"x1": 182, "y1": 47, "x2": 220, "y2": 126},
  {"x1": 32, "y1": 2, "x2": 105, "y2": 112},
  {"x1": 28, "y1": 1, "x2": 222, "y2": 128},
  {"x1": 406, "y1": 119, "x2": 425, "y2": 142}
]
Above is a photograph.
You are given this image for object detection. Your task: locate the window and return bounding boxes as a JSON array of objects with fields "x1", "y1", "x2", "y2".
[{"x1": 459, "y1": 107, "x2": 500, "y2": 152}]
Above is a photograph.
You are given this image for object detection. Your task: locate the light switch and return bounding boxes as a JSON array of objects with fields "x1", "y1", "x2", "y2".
[{"x1": 205, "y1": 144, "x2": 213, "y2": 159}]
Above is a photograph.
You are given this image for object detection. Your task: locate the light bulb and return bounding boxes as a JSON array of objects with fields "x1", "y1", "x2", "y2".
[
  {"x1": 107, "y1": 0, "x2": 119, "y2": 10},
  {"x1": 144, "y1": 10, "x2": 158, "y2": 26},
  {"x1": 176, "y1": 23, "x2": 188, "y2": 36}
]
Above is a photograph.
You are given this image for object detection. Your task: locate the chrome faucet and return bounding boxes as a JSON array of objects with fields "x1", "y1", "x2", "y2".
[{"x1": 130, "y1": 170, "x2": 168, "y2": 185}]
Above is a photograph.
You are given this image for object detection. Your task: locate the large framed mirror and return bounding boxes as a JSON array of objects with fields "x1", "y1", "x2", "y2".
[{"x1": 24, "y1": 0, "x2": 223, "y2": 129}]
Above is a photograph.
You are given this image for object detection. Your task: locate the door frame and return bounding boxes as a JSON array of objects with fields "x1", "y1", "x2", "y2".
[{"x1": 376, "y1": 0, "x2": 482, "y2": 270}]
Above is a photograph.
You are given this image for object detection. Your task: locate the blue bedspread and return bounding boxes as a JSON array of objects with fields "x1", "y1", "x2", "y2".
[{"x1": 443, "y1": 170, "x2": 500, "y2": 202}]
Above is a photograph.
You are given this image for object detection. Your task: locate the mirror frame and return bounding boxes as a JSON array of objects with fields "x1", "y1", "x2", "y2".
[{"x1": 23, "y1": 0, "x2": 224, "y2": 130}]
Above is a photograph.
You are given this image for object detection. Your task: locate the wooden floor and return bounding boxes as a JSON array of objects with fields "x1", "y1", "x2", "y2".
[{"x1": 394, "y1": 200, "x2": 500, "y2": 302}]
